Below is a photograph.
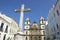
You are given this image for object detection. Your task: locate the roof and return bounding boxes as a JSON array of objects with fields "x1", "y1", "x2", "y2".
[
  {"x1": 0, "y1": 12, "x2": 18, "y2": 25},
  {"x1": 40, "y1": 16, "x2": 44, "y2": 20}
]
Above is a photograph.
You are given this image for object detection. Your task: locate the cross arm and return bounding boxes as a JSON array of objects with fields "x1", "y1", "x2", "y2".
[{"x1": 15, "y1": 8, "x2": 31, "y2": 12}]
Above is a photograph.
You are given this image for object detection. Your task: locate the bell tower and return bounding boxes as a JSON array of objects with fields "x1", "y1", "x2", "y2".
[
  {"x1": 40, "y1": 16, "x2": 45, "y2": 40},
  {"x1": 24, "y1": 18, "x2": 30, "y2": 40},
  {"x1": 25, "y1": 18, "x2": 30, "y2": 29}
]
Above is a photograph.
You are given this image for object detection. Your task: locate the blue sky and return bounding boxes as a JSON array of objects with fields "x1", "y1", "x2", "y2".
[{"x1": 0, "y1": 0, "x2": 57, "y2": 28}]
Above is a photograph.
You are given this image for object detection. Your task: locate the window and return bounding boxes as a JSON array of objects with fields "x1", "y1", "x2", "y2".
[
  {"x1": 54, "y1": 13, "x2": 55, "y2": 17},
  {"x1": 26, "y1": 26, "x2": 28, "y2": 29},
  {"x1": 26, "y1": 31, "x2": 27, "y2": 34},
  {"x1": 31, "y1": 36, "x2": 32, "y2": 40},
  {"x1": 43, "y1": 31, "x2": 45, "y2": 35},
  {"x1": 39, "y1": 36, "x2": 41, "y2": 40},
  {"x1": 56, "y1": 10, "x2": 59, "y2": 16},
  {"x1": 56, "y1": 24, "x2": 59, "y2": 29},
  {"x1": 39, "y1": 36, "x2": 40, "y2": 38},
  {"x1": 26, "y1": 37, "x2": 27, "y2": 40},
  {"x1": 3, "y1": 34, "x2": 6, "y2": 40},
  {"x1": 42, "y1": 19, "x2": 44, "y2": 24},
  {"x1": 57, "y1": 32, "x2": 59, "y2": 35},
  {"x1": 40, "y1": 19, "x2": 44, "y2": 24},
  {"x1": 27, "y1": 22, "x2": 28, "y2": 24},
  {"x1": 42, "y1": 26, "x2": 45, "y2": 29},
  {"x1": 5, "y1": 25, "x2": 8, "y2": 33},
  {"x1": 44, "y1": 37, "x2": 45, "y2": 40},
  {"x1": 54, "y1": 27, "x2": 55, "y2": 31},
  {"x1": 0, "y1": 23, "x2": 4, "y2": 31},
  {"x1": 53, "y1": 35, "x2": 56, "y2": 39},
  {"x1": 26, "y1": 21, "x2": 30, "y2": 24},
  {"x1": 34, "y1": 36, "x2": 37, "y2": 40}
]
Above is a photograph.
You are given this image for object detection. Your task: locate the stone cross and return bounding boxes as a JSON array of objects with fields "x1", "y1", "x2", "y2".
[{"x1": 15, "y1": 4, "x2": 30, "y2": 31}]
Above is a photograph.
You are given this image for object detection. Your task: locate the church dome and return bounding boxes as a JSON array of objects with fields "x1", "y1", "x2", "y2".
[{"x1": 31, "y1": 22, "x2": 38, "y2": 29}]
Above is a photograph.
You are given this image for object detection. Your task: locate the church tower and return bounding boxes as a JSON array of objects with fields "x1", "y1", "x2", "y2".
[
  {"x1": 24, "y1": 18, "x2": 30, "y2": 40},
  {"x1": 40, "y1": 16, "x2": 46, "y2": 40},
  {"x1": 25, "y1": 18, "x2": 30, "y2": 29}
]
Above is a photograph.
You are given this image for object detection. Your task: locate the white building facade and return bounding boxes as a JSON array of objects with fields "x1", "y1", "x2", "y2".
[
  {"x1": 0, "y1": 13, "x2": 18, "y2": 40},
  {"x1": 48, "y1": 0, "x2": 60, "y2": 40}
]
